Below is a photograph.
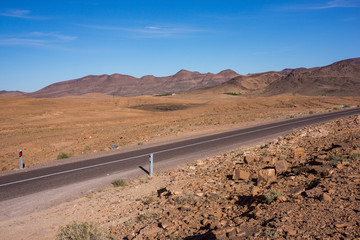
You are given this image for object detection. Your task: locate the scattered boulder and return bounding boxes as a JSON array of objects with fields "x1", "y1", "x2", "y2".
[
  {"x1": 244, "y1": 155, "x2": 255, "y2": 164},
  {"x1": 257, "y1": 168, "x2": 276, "y2": 186},
  {"x1": 293, "y1": 147, "x2": 306, "y2": 159},
  {"x1": 275, "y1": 160, "x2": 288, "y2": 174},
  {"x1": 233, "y1": 169, "x2": 251, "y2": 180},
  {"x1": 321, "y1": 193, "x2": 332, "y2": 201}
]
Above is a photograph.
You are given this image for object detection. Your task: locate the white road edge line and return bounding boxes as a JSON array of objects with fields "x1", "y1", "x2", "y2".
[{"x1": 1, "y1": 109, "x2": 359, "y2": 187}]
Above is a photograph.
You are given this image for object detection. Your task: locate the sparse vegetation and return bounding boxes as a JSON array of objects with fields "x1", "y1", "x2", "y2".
[
  {"x1": 261, "y1": 150, "x2": 269, "y2": 156},
  {"x1": 291, "y1": 167, "x2": 300, "y2": 175},
  {"x1": 328, "y1": 153, "x2": 345, "y2": 167},
  {"x1": 264, "y1": 191, "x2": 283, "y2": 204},
  {"x1": 112, "y1": 179, "x2": 127, "y2": 187},
  {"x1": 350, "y1": 152, "x2": 360, "y2": 161},
  {"x1": 224, "y1": 92, "x2": 242, "y2": 96},
  {"x1": 56, "y1": 221, "x2": 107, "y2": 240},
  {"x1": 154, "y1": 93, "x2": 172, "y2": 97},
  {"x1": 57, "y1": 152, "x2": 71, "y2": 160},
  {"x1": 174, "y1": 193, "x2": 197, "y2": 204},
  {"x1": 83, "y1": 146, "x2": 91, "y2": 152},
  {"x1": 142, "y1": 197, "x2": 153, "y2": 205},
  {"x1": 309, "y1": 110, "x2": 314, "y2": 114},
  {"x1": 137, "y1": 212, "x2": 160, "y2": 222}
]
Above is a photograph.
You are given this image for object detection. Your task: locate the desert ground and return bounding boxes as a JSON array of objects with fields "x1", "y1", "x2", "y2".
[
  {"x1": 0, "y1": 94, "x2": 359, "y2": 239},
  {"x1": 1, "y1": 94, "x2": 360, "y2": 172}
]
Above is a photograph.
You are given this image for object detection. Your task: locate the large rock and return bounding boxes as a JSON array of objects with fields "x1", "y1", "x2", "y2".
[
  {"x1": 233, "y1": 169, "x2": 251, "y2": 180},
  {"x1": 275, "y1": 160, "x2": 288, "y2": 174},
  {"x1": 257, "y1": 168, "x2": 276, "y2": 186},
  {"x1": 293, "y1": 148, "x2": 306, "y2": 159}
]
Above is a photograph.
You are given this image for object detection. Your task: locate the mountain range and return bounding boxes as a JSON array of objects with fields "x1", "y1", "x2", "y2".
[{"x1": 1, "y1": 57, "x2": 359, "y2": 98}]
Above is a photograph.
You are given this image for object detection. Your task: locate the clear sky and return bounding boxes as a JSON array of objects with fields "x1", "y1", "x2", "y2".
[{"x1": 1, "y1": 0, "x2": 359, "y2": 92}]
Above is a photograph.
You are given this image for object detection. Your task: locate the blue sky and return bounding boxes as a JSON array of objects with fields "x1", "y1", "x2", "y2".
[{"x1": 1, "y1": 0, "x2": 359, "y2": 92}]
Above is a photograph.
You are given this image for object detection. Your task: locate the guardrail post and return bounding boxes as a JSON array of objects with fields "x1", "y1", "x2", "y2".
[
  {"x1": 19, "y1": 150, "x2": 23, "y2": 169},
  {"x1": 149, "y1": 153, "x2": 153, "y2": 176}
]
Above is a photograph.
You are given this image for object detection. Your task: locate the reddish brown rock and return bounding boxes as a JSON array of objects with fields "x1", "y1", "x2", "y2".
[
  {"x1": 275, "y1": 160, "x2": 288, "y2": 174},
  {"x1": 294, "y1": 148, "x2": 306, "y2": 159},
  {"x1": 244, "y1": 155, "x2": 255, "y2": 164},
  {"x1": 257, "y1": 168, "x2": 276, "y2": 186},
  {"x1": 233, "y1": 169, "x2": 251, "y2": 180}
]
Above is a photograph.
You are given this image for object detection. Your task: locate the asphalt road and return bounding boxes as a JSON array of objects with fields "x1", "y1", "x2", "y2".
[{"x1": 1, "y1": 108, "x2": 360, "y2": 202}]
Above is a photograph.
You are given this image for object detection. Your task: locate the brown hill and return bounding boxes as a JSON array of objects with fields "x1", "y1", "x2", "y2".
[
  {"x1": 264, "y1": 58, "x2": 360, "y2": 96},
  {"x1": 197, "y1": 71, "x2": 285, "y2": 94},
  {"x1": 0, "y1": 90, "x2": 26, "y2": 98},
  {"x1": 26, "y1": 69, "x2": 239, "y2": 98}
]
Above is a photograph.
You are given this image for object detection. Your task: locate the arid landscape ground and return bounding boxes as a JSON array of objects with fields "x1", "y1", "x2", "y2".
[
  {"x1": 1, "y1": 94, "x2": 360, "y2": 172},
  {"x1": 0, "y1": 100, "x2": 359, "y2": 239}
]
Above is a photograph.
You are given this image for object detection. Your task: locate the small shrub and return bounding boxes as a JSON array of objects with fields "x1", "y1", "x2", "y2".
[
  {"x1": 261, "y1": 150, "x2": 268, "y2": 156},
  {"x1": 142, "y1": 197, "x2": 153, "y2": 205},
  {"x1": 112, "y1": 179, "x2": 127, "y2": 187},
  {"x1": 350, "y1": 153, "x2": 360, "y2": 161},
  {"x1": 83, "y1": 146, "x2": 91, "y2": 152},
  {"x1": 154, "y1": 93, "x2": 172, "y2": 97},
  {"x1": 357, "y1": 104, "x2": 360, "y2": 107},
  {"x1": 264, "y1": 191, "x2": 283, "y2": 204},
  {"x1": 56, "y1": 221, "x2": 106, "y2": 240},
  {"x1": 328, "y1": 153, "x2": 345, "y2": 167},
  {"x1": 174, "y1": 193, "x2": 196, "y2": 204},
  {"x1": 309, "y1": 110, "x2": 314, "y2": 114},
  {"x1": 344, "y1": 104, "x2": 350, "y2": 108},
  {"x1": 137, "y1": 212, "x2": 160, "y2": 222},
  {"x1": 224, "y1": 92, "x2": 242, "y2": 96},
  {"x1": 291, "y1": 167, "x2": 300, "y2": 175},
  {"x1": 57, "y1": 152, "x2": 71, "y2": 160}
]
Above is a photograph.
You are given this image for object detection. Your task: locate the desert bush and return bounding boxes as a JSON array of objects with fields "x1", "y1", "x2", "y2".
[
  {"x1": 350, "y1": 152, "x2": 360, "y2": 161},
  {"x1": 309, "y1": 110, "x2": 314, "y2": 114},
  {"x1": 57, "y1": 152, "x2": 71, "y2": 160},
  {"x1": 328, "y1": 153, "x2": 345, "y2": 167},
  {"x1": 224, "y1": 92, "x2": 242, "y2": 96},
  {"x1": 264, "y1": 191, "x2": 283, "y2": 204},
  {"x1": 142, "y1": 197, "x2": 153, "y2": 205},
  {"x1": 137, "y1": 212, "x2": 160, "y2": 222},
  {"x1": 56, "y1": 221, "x2": 107, "y2": 240},
  {"x1": 112, "y1": 179, "x2": 127, "y2": 187}
]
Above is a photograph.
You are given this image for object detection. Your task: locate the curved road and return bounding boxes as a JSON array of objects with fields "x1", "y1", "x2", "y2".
[{"x1": 1, "y1": 108, "x2": 360, "y2": 202}]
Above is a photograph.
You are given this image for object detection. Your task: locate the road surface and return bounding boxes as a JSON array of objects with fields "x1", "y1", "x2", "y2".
[{"x1": 1, "y1": 108, "x2": 359, "y2": 203}]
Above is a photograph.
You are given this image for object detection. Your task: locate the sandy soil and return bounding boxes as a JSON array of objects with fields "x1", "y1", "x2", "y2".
[{"x1": 1, "y1": 94, "x2": 359, "y2": 172}]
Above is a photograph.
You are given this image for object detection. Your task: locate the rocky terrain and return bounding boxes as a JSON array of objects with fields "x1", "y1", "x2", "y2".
[
  {"x1": 1, "y1": 113, "x2": 359, "y2": 240},
  {"x1": 195, "y1": 57, "x2": 360, "y2": 97},
  {"x1": 263, "y1": 58, "x2": 360, "y2": 96},
  {"x1": 99, "y1": 114, "x2": 360, "y2": 239}
]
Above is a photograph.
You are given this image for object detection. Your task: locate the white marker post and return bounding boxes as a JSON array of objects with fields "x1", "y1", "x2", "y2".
[
  {"x1": 149, "y1": 153, "x2": 153, "y2": 176},
  {"x1": 19, "y1": 150, "x2": 23, "y2": 169}
]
